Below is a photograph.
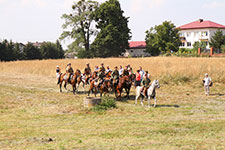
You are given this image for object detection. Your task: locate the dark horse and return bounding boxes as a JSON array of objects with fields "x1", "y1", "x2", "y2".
[
  {"x1": 58, "y1": 69, "x2": 81, "y2": 94},
  {"x1": 115, "y1": 75, "x2": 132, "y2": 100}
]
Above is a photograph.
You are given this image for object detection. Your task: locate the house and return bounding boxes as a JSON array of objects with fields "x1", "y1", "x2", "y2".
[
  {"x1": 178, "y1": 19, "x2": 225, "y2": 49},
  {"x1": 123, "y1": 41, "x2": 150, "y2": 57},
  {"x1": 32, "y1": 41, "x2": 45, "y2": 48}
]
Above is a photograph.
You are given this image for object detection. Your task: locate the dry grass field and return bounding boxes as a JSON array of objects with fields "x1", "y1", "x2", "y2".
[{"x1": 0, "y1": 57, "x2": 225, "y2": 150}]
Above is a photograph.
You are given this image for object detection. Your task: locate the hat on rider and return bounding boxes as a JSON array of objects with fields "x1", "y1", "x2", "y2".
[
  {"x1": 67, "y1": 63, "x2": 71, "y2": 66},
  {"x1": 56, "y1": 65, "x2": 59, "y2": 68},
  {"x1": 205, "y1": 73, "x2": 208, "y2": 76},
  {"x1": 115, "y1": 66, "x2": 118, "y2": 68}
]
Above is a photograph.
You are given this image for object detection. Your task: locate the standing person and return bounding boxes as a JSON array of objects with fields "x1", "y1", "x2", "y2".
[
  {"x1": 203, "y1": 73, "x2": 212, "y2": 96},
  {"x1": 145, "y1": 71, "x2": 150, "y2": 78},
  {"x1": 56, "y1": 65, "x2": 61, "y2": 84},
  {"x1": 139, "y1": 66, "x2": 145, "y2": 81},
  {"x1": 135, "y1": 70, "x2": 141, "y2": 87},
  {"x1": 119, "y1": 65, "x2": 123, "y2": 76}
]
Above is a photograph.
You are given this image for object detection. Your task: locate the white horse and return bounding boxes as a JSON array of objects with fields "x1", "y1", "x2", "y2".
[{"x1": 135, "y1": 80, "x2": 160, "y2": 107}]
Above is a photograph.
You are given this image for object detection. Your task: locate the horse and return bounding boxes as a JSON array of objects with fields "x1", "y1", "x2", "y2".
[
  {"x1": 58, "y1": 69, "x2": 80, "y2": 94},
  {"x1": 76, "y1": 73, "x2": 85, "y2": 91},
  {"x1": 135, "y1": 80, "x2": 160, "y2": 107},
  {"x1": 115, "y1": 75, "x2": 132, "y2": 100}
]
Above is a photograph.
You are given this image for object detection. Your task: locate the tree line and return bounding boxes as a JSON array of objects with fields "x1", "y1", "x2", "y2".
[{"x1": 0, "y1": 40, "x2": 64, "y2": 61}]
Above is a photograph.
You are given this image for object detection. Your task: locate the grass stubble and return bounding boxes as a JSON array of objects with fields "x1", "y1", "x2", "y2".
[{"x1": 0, "y1": 57, "x2": 225, "y2": 150}]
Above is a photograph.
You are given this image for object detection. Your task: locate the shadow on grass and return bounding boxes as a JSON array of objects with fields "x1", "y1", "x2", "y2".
[
  {"x1": 156, "y1": 104, "x2": 180, "y2": 108},
  {"x1": 210, "y1": 93, "x2": 225, "y2": 96}
]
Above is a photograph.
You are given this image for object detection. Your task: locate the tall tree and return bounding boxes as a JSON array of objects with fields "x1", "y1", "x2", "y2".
[
  {"x1": 40, "y1": 42, "x2": 59, "y2": 59},
  {"x1": 209, "y1": 29, "x2": 225, "y2": 50},
  {"x1": 24, "y1": 42, "x2": 42, "y2": 60},
  {"x1": 60, "y1": 0, "x2": 99, "y2": 57},
  {"x1": 90, "y1": 0, "x2": 131, "y2": 57},
  {"x1": 56, "y1": 40, "x2": 65, "y2": 58},
  {"x1": 145, "y1": 21, "x2": 180, "y2": 56}
]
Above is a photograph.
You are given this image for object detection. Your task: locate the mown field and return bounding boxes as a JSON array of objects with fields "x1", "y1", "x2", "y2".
[{"x1": 0, "y1": 57, "x2": 225, "y2": 150}]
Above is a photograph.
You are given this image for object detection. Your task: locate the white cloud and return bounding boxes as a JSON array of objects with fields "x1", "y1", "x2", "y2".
[{"x1": 203, "y1": 1, "x2": 225, "y2": 9}]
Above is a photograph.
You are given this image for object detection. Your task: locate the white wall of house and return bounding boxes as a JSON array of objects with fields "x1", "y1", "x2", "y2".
[{"x1": 179, "y1": 28, "x2": 225, "y2": 49}]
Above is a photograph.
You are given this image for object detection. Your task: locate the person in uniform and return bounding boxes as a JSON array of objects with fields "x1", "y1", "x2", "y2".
[
  {"x1": 123, "y1": 66, "x2": 129, "y2": 76},
  {"x1": 141, "y1": 73, "x2": 151, "y2": 97},
  {"x1": 66, "y1": 63, "x2": 74, "y2": 83},
  {"x1": 84, "y1": 63, "x2": 91, "y2": 77}
]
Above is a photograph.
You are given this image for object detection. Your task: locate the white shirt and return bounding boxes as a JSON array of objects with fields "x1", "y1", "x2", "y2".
[
  {"x1": 204, "y1": 77, "x2": 211, "y2": 86},
  {"x1": 139, "y1": 70, "x2": 145, "y2": 80},
  {"x1": 119, "y1": 69, "x2": 123, "y2": 75},
  {"x1": 106, "y1": 69, "x2": 112, "y2": 73}
]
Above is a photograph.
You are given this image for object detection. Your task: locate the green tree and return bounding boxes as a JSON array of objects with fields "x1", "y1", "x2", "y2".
[
  {"x1": 24, "y1": 42, "x2": 42, "y2": 60},
  {"x1": 40, "y1": 42, "x2": 60, "y2": 59},
  {"x1": 14, "y1": 43, "x2": 26, "y2": 60},
  {"x1": 0, "y1": 40, "x2": 8, "y2": 61},
  {"x1": 60, "y1": 0, "x2": 99, "y2": 57},
  {"x1": 56, "y1": 40, "x2": 64, "y2": 58},
  {"x1": 90, "y1": 0, "x2": 131, "y2": 57},
  {"x1": 209, "y1": 29, "x2": 225, "y2": 50},
  {"x1": 193, "y1": 41, "x2": 207, "y2": 53},
  {"x1": 145, "y1": 21, "x2": 180, "y2": 56}
]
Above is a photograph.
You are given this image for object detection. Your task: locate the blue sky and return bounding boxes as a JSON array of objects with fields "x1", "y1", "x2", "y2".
[{"x1": 0, "y1": 0, "x2": 225, "y2": 48}]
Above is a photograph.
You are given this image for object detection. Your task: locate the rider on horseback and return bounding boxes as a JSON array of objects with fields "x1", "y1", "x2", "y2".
[
  {"x1": 141, "y1": 73, "x2": 151, "y2": 97},
  {"x1": 123, "y1": 66, "x2": 129, "y2": 76},
  {"x1": 98, "y1": 63, "x2": 106, "y2": 88},
  {"x1": 111, "y1": 66, "x2": 119, "y2": 82},
  {"x1": 84, "y1": 63, "x2": 91, "y2": 76},
  {"x1": 66, "y1": 63, "x2": 74, "y2": 83}
]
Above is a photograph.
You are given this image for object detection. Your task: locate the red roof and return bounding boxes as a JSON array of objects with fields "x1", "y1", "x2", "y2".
[
  {"x1": 129, "y1": 41, "x2": 146, "y2": 49},
  {"x1": 179, "y1": 19, "x2": 225, "y2": 30}
]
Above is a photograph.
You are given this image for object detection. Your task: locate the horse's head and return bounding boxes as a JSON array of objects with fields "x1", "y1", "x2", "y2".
[{"x1": 153, "y1": 80, "x2": 160, "y2": 89}]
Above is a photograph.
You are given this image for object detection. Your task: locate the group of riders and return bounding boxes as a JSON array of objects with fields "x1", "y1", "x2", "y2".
[{"x1": 56, "y1": 62, "x2": 152, "y2": 98}]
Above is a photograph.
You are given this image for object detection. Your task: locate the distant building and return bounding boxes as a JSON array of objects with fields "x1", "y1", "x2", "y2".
[
  {"x1": 123, "y1": 41, "x2": 150, "y2": 57},
  {"x1": 32, "y1": 41, "x2": 45, "y2": 48},
  {"x1": 178, "y1": 19, "x2": 225, "y2": 49}
]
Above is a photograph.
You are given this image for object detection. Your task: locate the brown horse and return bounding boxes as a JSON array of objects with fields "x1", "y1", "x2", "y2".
[
  {"x1": 58, "y1": 69, "x2": 81, "y2": 94},
  {"x1": 115, "y1": 75, "x2": 132, "y2": 100},
  {"x1": 88, "y1": 79, "x2": 98, "y2": 97}
]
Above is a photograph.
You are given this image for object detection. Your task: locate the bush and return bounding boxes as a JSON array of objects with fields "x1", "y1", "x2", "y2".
[{"x1": 92, "y1": 96, "x2": 117, "y2": 111}]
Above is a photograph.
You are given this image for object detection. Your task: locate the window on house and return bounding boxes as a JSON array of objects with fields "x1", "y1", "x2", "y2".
[
  {"x1": 187, "y1": 42, "x2": 192, "y2": 47},
  {"x1": 201, "y1": 31, "x2": 208, "y2": 37},
  {"x1": 186, "y1": 32, "x2": 190, "y2": 37},
  {"x1": 131, "y1": 50, "x2": 133, "y2": 53},
  {"x1": 180, "y1": 42, "x2": 185, "y2": 47}
]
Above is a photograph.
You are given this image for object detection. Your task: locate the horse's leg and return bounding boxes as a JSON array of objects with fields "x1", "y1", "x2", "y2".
[
  {"x1": 59, "y1": 82, "x2": 62, "y2": 93},
  {"x1": 141, "y1": 95, "x2": 144, "y2": 106},
  {"x1": 153, "y1": 97, "x2": 157, "y2": 107},
  {"x1": 94, "y1": 86, "x2": 97, "y2": 97},
  {"x1": 64, "y1": 82, "x2": 67, "y2": 91},
  {"x1": 147, "y1": 96, "x2": 151, "y2": 107},
  {"x1": 135, "y1": 94, "x2": 139, "y2": 106}
]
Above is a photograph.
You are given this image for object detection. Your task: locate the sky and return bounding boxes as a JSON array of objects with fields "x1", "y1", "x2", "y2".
[{"x1": 0, "y1": 0, "x2": 225, "y2": 49}]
